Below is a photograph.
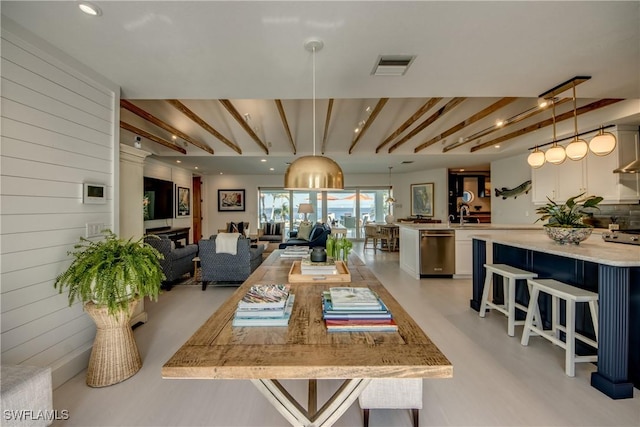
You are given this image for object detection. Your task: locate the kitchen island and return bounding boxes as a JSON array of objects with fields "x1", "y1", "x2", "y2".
[
  {"x1": 471, "y1": 232, "x2": 640, "y2": 399},
  {"x1": 398, "y1": 223, "x2": 541, "y2": 279}
]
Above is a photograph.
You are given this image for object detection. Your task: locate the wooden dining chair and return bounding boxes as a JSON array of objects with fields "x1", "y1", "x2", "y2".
[{"x1": 364, "y1": 224, "x2": 381, "y2": 250}]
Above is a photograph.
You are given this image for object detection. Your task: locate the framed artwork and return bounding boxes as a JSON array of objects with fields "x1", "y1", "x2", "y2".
[
  {"x1": 177, "y1": 187, "x2": 190, "y2": 216},
  {"x1": 411, "y1": 183, "x2": 434, "y2": 217},
  {"x1": 218, "y1": 189, "x2": 245, "y2": 212}
]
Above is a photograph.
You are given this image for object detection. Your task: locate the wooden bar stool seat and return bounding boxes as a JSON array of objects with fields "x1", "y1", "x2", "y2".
[
  {"x1": 521, "y1": 278, "x2": 599, "y2": 377},
  {"x1": 479, "y1": 264, "x2": 538, "y2": 336}
]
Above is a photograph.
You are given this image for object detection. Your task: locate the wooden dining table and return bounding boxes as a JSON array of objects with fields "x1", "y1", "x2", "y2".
[{"x1": 162, "y1": 251, "x2": 452, "y2": 427}]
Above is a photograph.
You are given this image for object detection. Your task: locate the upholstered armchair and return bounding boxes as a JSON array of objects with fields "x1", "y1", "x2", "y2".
[
  {"x1": 143, "y1": 236, "x2": 198, "y2": 289},
  {"x1": 198, "y1": 235, "x2": 264, "y2": 290},
  {"x1": 258, "y1": 222, "x2": 285, "y2": 243}
]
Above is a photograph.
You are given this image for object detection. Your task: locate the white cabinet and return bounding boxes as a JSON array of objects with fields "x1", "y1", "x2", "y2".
[
  {"x1": 531, "y1": 160, "x2": 585, "y2": 203},
  {"x1": 454, "y1": 230, "x2": 474, "y2": 277},
  {"x1": 532, "y1": 126, "x2": 639, "y2": 204},
  {"x1": 585, "y1": 127, "x2": 639, "y2": 203}
]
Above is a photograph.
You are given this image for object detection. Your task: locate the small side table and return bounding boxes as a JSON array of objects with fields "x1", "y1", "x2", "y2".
[{"x1": 192, "y1": 256, "x2": 201, "y2": 287}]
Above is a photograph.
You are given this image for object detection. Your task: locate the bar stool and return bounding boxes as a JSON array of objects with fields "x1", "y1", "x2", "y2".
[
  {"x1": 479, "y1": 264, "x2": 538, "y2": 336},
  {"x1": 521, "y1": 278, "x2": 599, "y2": 377}
]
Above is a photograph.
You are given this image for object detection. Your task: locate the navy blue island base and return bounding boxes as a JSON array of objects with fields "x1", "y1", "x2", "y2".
[{"x1": 471, "y1": 236, "x2": 639, "y2": 400}]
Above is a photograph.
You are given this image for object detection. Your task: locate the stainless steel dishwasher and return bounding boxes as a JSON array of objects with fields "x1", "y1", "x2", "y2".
[{"x1": 420, "y1": 230, "x2": 455, "y2": 276}]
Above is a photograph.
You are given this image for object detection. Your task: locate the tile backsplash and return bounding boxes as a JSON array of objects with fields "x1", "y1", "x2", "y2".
[{"x1": 588, "y1": 203, "x2": 640, "y2": 229}]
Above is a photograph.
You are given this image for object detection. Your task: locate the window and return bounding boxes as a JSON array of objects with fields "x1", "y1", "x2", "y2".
[{"x1": 258, "y1": 187, "x2": 391, "y2": 240}]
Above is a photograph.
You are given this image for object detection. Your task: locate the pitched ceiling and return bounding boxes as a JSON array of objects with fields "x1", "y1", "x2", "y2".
[{"x1": 2, "y1": 1, "x2": 639, "y2": 175}]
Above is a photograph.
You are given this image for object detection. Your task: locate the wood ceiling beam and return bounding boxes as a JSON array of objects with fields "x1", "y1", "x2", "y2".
[
  {"x1": 321, "y1": 99, "x2": 334, "y2": 154},
  {"x1": 274, "y1": 100, "x2": 296, "y2": 155},
  {"x1": 219, "y1": 99, "x2": 269, "y2": 155},
  {"x1": 167, "y1": 100, "x2": 242, "y2": 154},
  {"x1": 120, "y1": 99, "x2": 213, "y2": 154},
  {"x1": 470, "y1": 98, "x2": 623, "y2": 152},
  {"x1": 388, "y1": 98, "x2": 466, "y2": 153},
  {"x1": 348, "y1": 98, "x2": 389, "y2": 154},
  {"x1": 414, "y1": 97, "x2": 518, "y2": 153},
  {"x1": 120, "y1": 121, "x2": 186, "y2": 154},
  {"x1": 375, "y1": 98, "x2": 441, "y2": 153},
  {"x1": 442, "y1": 97, "x2": 571, "y2": 152}
]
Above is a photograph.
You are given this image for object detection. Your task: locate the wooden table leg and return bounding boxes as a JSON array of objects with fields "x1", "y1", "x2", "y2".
[{"x1": 251, "y1": 378, "x2": 371, "y2": 427}]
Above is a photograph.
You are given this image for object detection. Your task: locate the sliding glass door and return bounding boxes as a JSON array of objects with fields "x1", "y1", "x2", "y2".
[{"x1": 258, "y1": 187, "x2": 391, "y2": 240}]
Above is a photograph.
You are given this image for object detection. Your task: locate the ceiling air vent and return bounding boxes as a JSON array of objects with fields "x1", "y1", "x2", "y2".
[{"x1": 372, "y1": 55, "x2": 416, "y2": 76}]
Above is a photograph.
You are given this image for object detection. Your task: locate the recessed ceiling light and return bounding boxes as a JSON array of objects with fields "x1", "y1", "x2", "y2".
[
  {"x1": 261, "y1": 159, "x2": 267, "y2": 162},
  {"x1": 494, "y1": 145, "x2": 501, "y2": 149},
  {"x1": 496, "y1": 120, "x2": 504, "y2": 127},
  {"x1": 269, "y1": 167, "x2": 275, "y2": 171},
  {"x1": 219, "y1": 172, "x2": 223, "y2": 175},
  {"x1": 460, "y1": 169, "x2": 465, "y2": 172},
  {"x1": 78, "y1": 2, "x2": 102, "y2": 16},
  {"x1": 194, "y1": 166, "x2": 198, "y2": 170},
  {"x1": 176, "y1": 160, "x2": 181, "y2": 163},
  {"x1": 172, "y1": 135, "x2": 177, "y2": 140}
]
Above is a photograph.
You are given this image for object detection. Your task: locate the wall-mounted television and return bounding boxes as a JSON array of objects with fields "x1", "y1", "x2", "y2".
[{"x1": 143, "y1": 177, "x2": 173, "y2": 220}]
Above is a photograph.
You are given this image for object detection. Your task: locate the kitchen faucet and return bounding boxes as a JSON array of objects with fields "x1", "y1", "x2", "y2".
[
  {"x1": 448, "y1": 214, "x2": 455, "y2": 226},
  {"x1": 460, "y1": 205, "x2": 470, "y2": 225}
]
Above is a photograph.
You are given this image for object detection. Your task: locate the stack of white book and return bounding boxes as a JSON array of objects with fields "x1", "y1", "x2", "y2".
[
  {"x1": 280, "y1": 246, "x2": 311, "y2": 258},
  {"x1": 232, "y1": 284, "x2": 295, "y2": 327},
  {"x1": 323, "y1": 287, "x2": 397, "y2": 332},
  {"x1": 300, "y1": 258, "x2": 337, "y2": 275}
]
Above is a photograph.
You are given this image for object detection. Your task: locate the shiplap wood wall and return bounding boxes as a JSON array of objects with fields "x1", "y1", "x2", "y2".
[{"x1": 1, "y1": 22, "x2": 119, "y2": 387}]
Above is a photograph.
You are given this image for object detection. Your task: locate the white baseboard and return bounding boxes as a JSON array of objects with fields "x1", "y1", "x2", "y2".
[{"x1": 51, "y1": 342, "x2": 92, "y2": 389}]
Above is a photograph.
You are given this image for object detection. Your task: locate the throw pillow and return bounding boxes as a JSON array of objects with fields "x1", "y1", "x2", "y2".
[
  {"x1": 297, "y1": 222, "x2": 313, "y2": 241},
  {"x1": 228, "y1": 222, "x2": 245, "y2": 235},
  {"x1": 308, "y1": 224, "x2": 324, "y2": 242},
  {"x1": 263, "y1": 222, "x2": 282, "y2": 236}
]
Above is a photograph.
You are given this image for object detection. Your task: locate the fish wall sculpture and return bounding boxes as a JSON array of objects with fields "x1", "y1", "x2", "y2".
[{"x1": 494, "y1": 180, "x2": 532, "y2": 199}]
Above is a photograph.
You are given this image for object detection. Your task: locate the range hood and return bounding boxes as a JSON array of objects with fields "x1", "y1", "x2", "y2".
[
  {"x1": 614, "y1": 158, "x2": 640, "y2": 174},
  {"x1": 613, "y1": 125, "x2": 640, "y2": 174}
]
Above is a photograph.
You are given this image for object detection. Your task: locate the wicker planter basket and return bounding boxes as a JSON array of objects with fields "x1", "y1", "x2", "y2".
[{"x1": 84, "y1": 299, "x2": 142, "y2": 387}]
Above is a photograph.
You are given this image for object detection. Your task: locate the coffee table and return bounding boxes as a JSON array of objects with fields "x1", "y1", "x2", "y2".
[{"x1": 163, "y1": 251, "x2": 452, "y2": 426}]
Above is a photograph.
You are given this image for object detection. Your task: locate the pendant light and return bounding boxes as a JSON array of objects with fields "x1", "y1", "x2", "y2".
[
  {"x1": 589, "y1": 125, "x2": 617, "y2": 156},
  {"x1": 385, "y1": 166, "x2": 395, "y2": 223},
  {"x1": 565, "y1": 82, "x2": 588, "y2": 160},
  {"x1": 527, "y1": 146, "x2": 546, "y2": 168},
  {"x1": 544, "y1": 99, "x2": 567, "y2": 165},
  {"x1": 284, "y1": 39, "x2": 344, "y2": 190}
]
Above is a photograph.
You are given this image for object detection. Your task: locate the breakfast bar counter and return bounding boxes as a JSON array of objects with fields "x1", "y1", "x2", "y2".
[{"x1": 471, "y1": 232, "x2": 640, "y2": 399}]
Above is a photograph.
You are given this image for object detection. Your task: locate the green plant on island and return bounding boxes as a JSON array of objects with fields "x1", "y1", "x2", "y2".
[
  {"x1": 535, "y1": 193, "x2": 603, "y2": 228},
  {"x1": 54, "y1": 230, "x2": 165, "y2": 316}
]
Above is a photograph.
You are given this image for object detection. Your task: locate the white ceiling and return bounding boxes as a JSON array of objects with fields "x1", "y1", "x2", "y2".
[{"x1": 2, "y1": 1, "x2": 640, "y2": 175}]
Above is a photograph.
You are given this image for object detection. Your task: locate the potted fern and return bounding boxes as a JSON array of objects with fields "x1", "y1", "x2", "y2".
[
  {"x1": 54, "y1": 230, "x2": 164, "y2": 387},
  {"x1": 536, "y1": 193, "x2": 603, "y2": 245}
]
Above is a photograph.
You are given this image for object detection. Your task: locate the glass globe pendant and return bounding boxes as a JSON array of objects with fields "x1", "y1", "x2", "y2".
[
  {"x1": 527, "y1": 146, "x2": 546, "y2": 168},
  {"x1": 589, "y1": 126, "x2": 617, "y2": 156}
]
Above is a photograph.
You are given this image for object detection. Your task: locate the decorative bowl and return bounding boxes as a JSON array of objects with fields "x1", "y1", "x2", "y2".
[{"x1": 543, "y1": 225, "x2": 593, "y2": 245}]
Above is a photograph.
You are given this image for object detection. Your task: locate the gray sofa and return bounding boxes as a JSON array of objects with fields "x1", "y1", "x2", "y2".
[
  {"x1": 144, "y1": 236, "x2": 198, "y2": 289},
  {"x1": 198, "y1": 235, "x2": 264, "y2": 290}
]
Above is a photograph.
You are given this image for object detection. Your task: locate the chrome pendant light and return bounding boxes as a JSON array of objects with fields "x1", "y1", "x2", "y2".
[
  {"x1": 284, "y1": 39, "x2": 344, "y2": 190},
  {"x1": 544, "y1": 99, "x2": 567, "y2": 165},
  {"x1": 565, "y1": 82, "x2": 588, "y2": 161}
]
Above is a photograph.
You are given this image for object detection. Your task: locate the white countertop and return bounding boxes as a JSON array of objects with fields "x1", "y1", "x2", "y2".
[
  {"x1": 472, "y1": 231, "x2": 640, "y2": 267},
  {"x1": 396, "y1": 223, "x2": 543, "y2": 231}
]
